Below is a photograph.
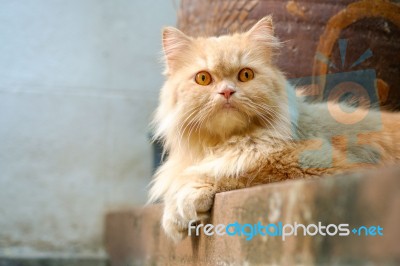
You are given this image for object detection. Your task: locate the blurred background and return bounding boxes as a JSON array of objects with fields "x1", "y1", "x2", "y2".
[
  {"x1": 1, "y1": 0, "x2": 400, "y2": 264},
  {"x1": 0, "y1": 0, "x2": 177, "y2": 261}
]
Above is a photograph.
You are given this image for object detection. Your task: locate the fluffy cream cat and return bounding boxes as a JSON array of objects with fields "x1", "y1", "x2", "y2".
[{"x1": 149, "y1": 16, "x2": 400, "y2": 242}]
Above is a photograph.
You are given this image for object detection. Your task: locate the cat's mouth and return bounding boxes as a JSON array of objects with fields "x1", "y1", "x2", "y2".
[
  {"x1": 221, "y1": 102, "x2": 240, "y2": 112},
  {"x1": 223, "y1": 103, "x2": 235, "y2": 109},
  {"x1": 216, "y1": 97, "x2": 240, "y2": 113}
]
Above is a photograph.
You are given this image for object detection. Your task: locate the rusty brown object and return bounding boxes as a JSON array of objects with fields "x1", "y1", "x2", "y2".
[
  {"x1": 178, "y1": 0, "x2": 400, "y2": 109},
  {"x1": 104, "y1": 167, "x2": 400, "y2": 265}
]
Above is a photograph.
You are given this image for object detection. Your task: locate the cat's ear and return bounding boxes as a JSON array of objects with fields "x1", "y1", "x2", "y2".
[
  {"x1": 162, "y1": 27, "x2": 191, "y2": 73},
  {"x1": 246, "y1": 16, "x2": 279, "y2": 48},
  {"x1": 247, "y1": 16, "x2": 274, "y2": 39}
]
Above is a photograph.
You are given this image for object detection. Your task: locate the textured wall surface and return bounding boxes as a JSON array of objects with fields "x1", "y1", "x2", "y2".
[
  {"x1": 178, "y1": 0, "x2": 400, "y2": 108},
  {"x1": 105, "y1": 168, "x2": 400, "y2": 265},
  {"x1": 0, "y1": 0, "x2": 176, "y2": 257}
]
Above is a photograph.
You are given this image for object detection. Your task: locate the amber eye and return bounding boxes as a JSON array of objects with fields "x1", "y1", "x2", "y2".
[
  {"x1": 195, "y1": 71, "x2": 212, "y2": 86},
  {"x1": 238, "y1": 68, "x2": 254, "y2": 82}
]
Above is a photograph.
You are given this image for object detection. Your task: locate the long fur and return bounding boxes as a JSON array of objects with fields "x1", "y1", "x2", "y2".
[{"x1": 149, "y1": 16, "x2": 400, "y2": 241}]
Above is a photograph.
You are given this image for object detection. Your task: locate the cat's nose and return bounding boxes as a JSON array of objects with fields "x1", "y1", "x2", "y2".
[{"x1": 218, "y1": 88, "x2": 236, "y2": 100}]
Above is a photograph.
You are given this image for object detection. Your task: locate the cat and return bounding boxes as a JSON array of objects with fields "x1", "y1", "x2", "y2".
[{"x1": 149, "y1": 16, "x2": 400, "y2": 242}]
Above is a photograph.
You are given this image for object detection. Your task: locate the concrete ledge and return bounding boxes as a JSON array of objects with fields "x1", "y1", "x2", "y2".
[
  {"x1": 105, "y1": 168, "x2": 400, "y2": 265},
  {"x1": 0, "y1": 258, "x2": 108, "y2": 266}
]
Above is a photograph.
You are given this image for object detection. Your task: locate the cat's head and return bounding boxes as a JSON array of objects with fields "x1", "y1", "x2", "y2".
[{"x1": 154, "y1": 16, "x2": 290, "y2": 149}]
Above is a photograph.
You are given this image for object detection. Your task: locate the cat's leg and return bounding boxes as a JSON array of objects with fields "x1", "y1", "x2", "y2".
[
  {"x1": 187, "y1": 136, "x2": 352, "y2": 187},
  {"x1": 161, "y1": 172, "x2": 216, "y2": 242},
  {"x1": 160, "y1": 137, "x2": 352, "y2": 241}
]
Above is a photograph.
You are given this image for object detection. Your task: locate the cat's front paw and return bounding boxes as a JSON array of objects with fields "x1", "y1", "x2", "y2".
[
  {"x1": 161, "y1": 208, "x2": 189, "y2": 242},
  {"x1": 176, "y1": 182, "x2": 216, "y2": 221},
  {"x1": 162, "y1": 182, "x2": 216, "y2": 242}
]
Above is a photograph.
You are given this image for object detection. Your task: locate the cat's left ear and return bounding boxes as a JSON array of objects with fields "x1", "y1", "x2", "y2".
[
  {"x1": 162, "y1": 27, "x2": 191, "y2": 73},
  {"x1": 246, "y1": 16, "x2": 279, "y2": 48}
]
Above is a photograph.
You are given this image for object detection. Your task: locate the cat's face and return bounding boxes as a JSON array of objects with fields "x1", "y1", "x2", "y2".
[{"x1": 158, "y1": 17, "x2": 288, "y2": 140}]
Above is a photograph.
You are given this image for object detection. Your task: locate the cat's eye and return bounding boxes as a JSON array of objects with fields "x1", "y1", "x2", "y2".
[
  {"x1": 238, "y1": 68, "x2": 254, "y2": 82},
  {"x1": 195, "y1": 71, "x2": 212, "y2": 86}
]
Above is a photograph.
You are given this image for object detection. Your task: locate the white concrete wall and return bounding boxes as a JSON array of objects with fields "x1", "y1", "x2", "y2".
[{"x1": 0, "y1": 0, "x2": 176, "y2": 257}]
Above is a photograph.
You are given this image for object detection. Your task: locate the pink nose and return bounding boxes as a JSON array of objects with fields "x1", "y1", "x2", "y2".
[{"x1": 218, "y1": 88, "x2": 236, "y2": 100}]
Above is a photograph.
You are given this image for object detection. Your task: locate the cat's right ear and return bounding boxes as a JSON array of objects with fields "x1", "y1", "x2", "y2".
[
  {"x1": 162, "y1": 27, "x2": 191, "y2": 73},
  {"x1": 246, "y1": 16, "x2": 281, "y2": 51}
]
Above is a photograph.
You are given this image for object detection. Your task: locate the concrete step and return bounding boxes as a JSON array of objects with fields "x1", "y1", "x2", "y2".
[
  {"x1": 105, "y1": 167, "x2": 400, "y2": 265},
  {"x1": 0, "y1": 257, "x2": 108, "y2": 266}
]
